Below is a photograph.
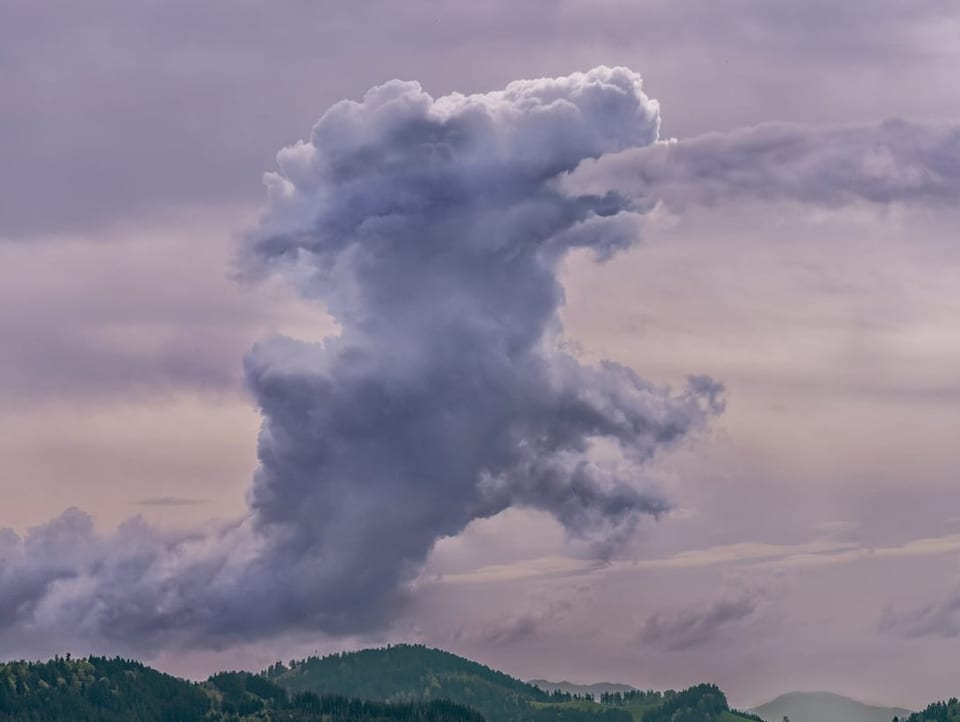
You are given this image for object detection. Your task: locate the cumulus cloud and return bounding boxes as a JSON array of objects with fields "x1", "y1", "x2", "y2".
[
  {"x1": 564, "y1": 119, "x2": 960, "y2": 210},
  {"x1": 0, "y1": 509, "x2": 266, "y2": 653},
  {"x1": 238, "y1": 65, "x2": 723, "y2": 630},
  {"x1": 0, "y1": 68, "x2": 723, "y2": 652}
]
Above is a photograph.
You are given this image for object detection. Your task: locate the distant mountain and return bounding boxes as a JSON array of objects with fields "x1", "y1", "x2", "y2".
[
  {"x1": 530, "y1": 681, "x2": 636, "y2": 697},
  {"x1": 752, "y1": 691, "x2": 912, "y2": 722}
]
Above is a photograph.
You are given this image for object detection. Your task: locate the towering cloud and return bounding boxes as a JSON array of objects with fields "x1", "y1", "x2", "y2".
[
  {"x1": 0, "y1": 68, "x2": 723, "y2": 651},
  {"x1": 237, "y1": 66, "x2": 724, "y2": 634},
  {"x1": 4, "y1": 65, "x2": 960, "y2": 656},
  {"x1": 4, "y1": 66, "x2": 960, "y2": 656}
]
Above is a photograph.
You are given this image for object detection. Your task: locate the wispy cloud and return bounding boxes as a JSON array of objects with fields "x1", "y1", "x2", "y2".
[
  {"x1": 429, "y1": 532, "x2": 960, "y2": 585},
  {"x1": 879, "y1": 588, "x2": 960, "y2": 639},
  {"x1": 426, "y1": 556, "x2": 605, "y2": 585},
  {"x1": 639, "y1": 592, "x2": 760, "y2": 650},
  {"x1": 136, "y1": 497, "x2": 209, "y2": 507}
]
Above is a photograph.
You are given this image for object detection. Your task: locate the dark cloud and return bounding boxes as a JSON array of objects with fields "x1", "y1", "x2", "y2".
[
  {"x1": 566, "y1": 120, "x2": 960, "y2": 209},
  {"x1": 0, "y1": 508, "x2": 255, "y2": 654},
  {"x1": 238, "y1": 66, "x2": 722, "y2": 635},
  {"x1": 0, "y1": 68, "x2": 722, "y2": 653},
  {"x1": 639, "y1": 592, "x2": 759, "y2": 651}
]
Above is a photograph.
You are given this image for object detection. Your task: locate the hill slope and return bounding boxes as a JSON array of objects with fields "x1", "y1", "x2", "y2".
[
  {"x1": 0, "y1": 655, "x2": 483, "y2": 722},
  {"x1": 267, "y1": 645, "x2": 759, "y2": 722},
  {"x1": 901, "y1": 697, "x2": 960, "y2": 722},
  {"x1": 752, "y1": 692, "x2": 912, "y2": 722},
  {"x1": 267, "y1": 644, "x2": 566, "y2": 722},
  {"x1": 0, "y1": 646, "x2": 766, "y2": 722}
]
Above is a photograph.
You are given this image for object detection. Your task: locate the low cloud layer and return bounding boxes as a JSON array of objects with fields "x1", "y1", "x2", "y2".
[{"x1": 0, "y1": 68, "x2": 721, "y2": 652}]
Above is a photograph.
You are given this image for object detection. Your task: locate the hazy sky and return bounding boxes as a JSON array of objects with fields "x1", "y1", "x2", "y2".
[{"x1": 2, "y1": 0, "x2": 960, "y2": 710}]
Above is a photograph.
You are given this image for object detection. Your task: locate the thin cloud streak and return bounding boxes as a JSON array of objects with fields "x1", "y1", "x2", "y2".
[
  {"x1": 429, "y1": 532, "x2": 960, "y2": 585},
  {"x1": 136, "y1": 498, "x2": 210, "y2": 507}
]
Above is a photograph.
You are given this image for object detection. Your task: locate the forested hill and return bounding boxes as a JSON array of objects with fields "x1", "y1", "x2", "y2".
[
  {"x1": 267, "y1": 644, "x2": 550, "y2": 702},
  {"x1": 0, "y1": 656, "x2": 209, "y2": 722},
  {"x1": 0, "y1": 655, "x2": 484, "y2": 722},
  {"x1": 265, "y1": 644, "x2": 556, "y2": 722},
  {"x1": 265, "y1": 645, "x2": 760, "y2": 722},
  {"x1": 0, "y1": 646, "x2": 766, "y2": 722},
  {"x1": 899, "y1": 698, "x2": 960, "y2": 722}
]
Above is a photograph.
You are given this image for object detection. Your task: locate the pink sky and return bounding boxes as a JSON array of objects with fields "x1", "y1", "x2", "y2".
[{"x1": 2, "y1": 0, "x2": 960, "y2": 710}]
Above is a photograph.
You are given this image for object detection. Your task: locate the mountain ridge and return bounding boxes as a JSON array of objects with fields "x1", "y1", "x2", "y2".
[
  {"x1": 266, "y1": 644, "x2": 761, "y2": 722},
  {"x1": 0, "y1": 655, "x2": 483, "y2": 722},
  {"x1": 2, "y1": 645, "x2": 919, "y2": 722}
]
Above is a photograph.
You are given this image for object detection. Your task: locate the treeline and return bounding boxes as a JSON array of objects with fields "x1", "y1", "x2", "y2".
[
  {"x1": 0, "y1": 646, "x2": 770, "y2": 722},
  {"x1": 0, "y1": 656, "x2": 486, "y2": 722},
  {"x1": 0, "y1": 655, "x2": 211, "y2": 722},
  {"x1": 266, "y1": 644, "x2": 768, "y2": 722},
  {"x1": 524, "y1": 706, "x2": 632, "y2": 722},
  {"x1": 598, "y1": 683, "x2": 765, "y2": 722},
  {"x1": 599, "y1": 690, "x2": 665, "y2": 706},
  {"x1": 291, "y1": 693, "x2": 486, "y2": 722},
  {"x1": 211, "y1": 670, "x2": 484, "y2": 722},
  {"x1": 545, "y1": 690, "x2": 594, "y2": 703},
  {"x1": 897, "y1": 698, "x2": 960, "y2": 722},
  {"x1": 640, "y1": 684, "x2": 729, "y2": 722},
  {"x1": 267, "y1": 644, "x2": 555, "y2": 722},
  {"x1": 270, "y1": 644, "x2": 553, "y2": 703}
]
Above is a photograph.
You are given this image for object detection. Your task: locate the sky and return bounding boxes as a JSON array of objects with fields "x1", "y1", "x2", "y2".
[{"x1": 2, "y1": 0, "x2": 960, "y2": 710}]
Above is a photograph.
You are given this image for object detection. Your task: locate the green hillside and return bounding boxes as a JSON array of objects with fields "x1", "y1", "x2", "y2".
[
  {"x1": 751, "y1": 692, "x2": 912, "y2": 722},
  {"x1": 900, "y1": 697, "x2": 960, "y2": 722},
  {"x1": 266, "y1": 644, "x2": 568, "y2": 722},
  {"x1": 0, "y1": 655, "x2": 484, "y2": 722},
  {"x1": 0, "y1": 646, "x2": 769, "y2": 722},
  {"x1": 266, "y1": 645, "x2": 759, "y2": 722},
  {"x1": 0, "y1": 656, "x2": 211, "y2": 722}
]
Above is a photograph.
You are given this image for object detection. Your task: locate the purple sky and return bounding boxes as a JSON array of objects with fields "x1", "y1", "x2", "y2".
[{"x1": 3, "y1": 0, "x2": 960, "y2": 710}]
